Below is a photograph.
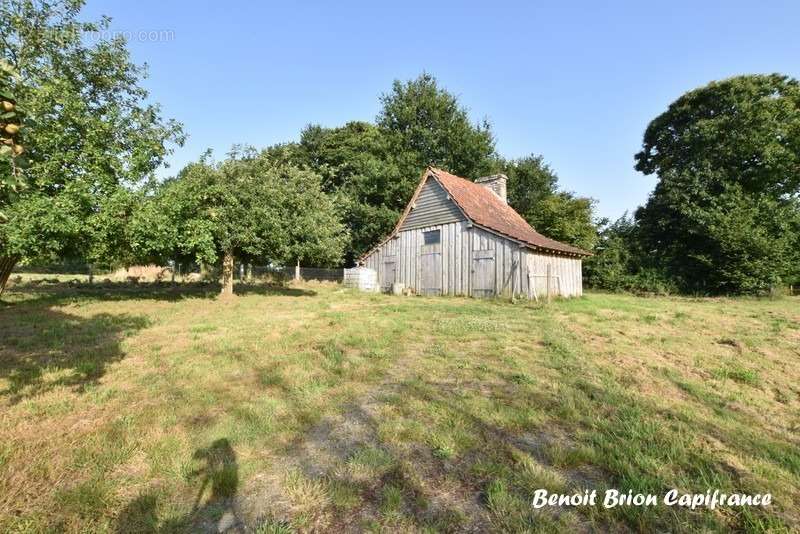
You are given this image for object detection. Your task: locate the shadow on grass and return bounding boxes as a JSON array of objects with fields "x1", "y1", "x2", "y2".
[
  {"x1": 0, "y1": 307, "x2": 151, "y2": 402},
  {"x1": 264, "y1": 361, "x2": 796, "y2": 532},
  {"x1": 115, "y1": 439, "x2": 241, "y2": 534},
  {"x1": 0, "y1": 281, "x2": 317, "y2": 401},
  {"x1": 2, "y1": 280, "x2": 317, "y2": 306},
  {"x1": 252, "y1": 367, "x2": 492, "y2": 531}
]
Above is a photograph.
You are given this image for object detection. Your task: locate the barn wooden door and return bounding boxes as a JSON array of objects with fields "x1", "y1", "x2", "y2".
[
  {"x1": 419, "y1": 229, "x2": 442, "y2": 296},
  {"x1": 472, "y1": 249, "x2": 495, "y2": 297},
  {"x1": 382, "y1": 258, "x2": 396, "y2": 292},
  {"x1": 419, "y1": 252, "x2": 442, "y2": 295}
]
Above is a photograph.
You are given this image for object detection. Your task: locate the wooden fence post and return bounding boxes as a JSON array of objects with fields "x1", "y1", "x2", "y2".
[
  {"x1": 546, "y1": 264, "x2": 552, "y2": 304},
  {"x1": 510, "y1": 259, "x2": 516, "y2": 302},
  {"x1": 527, "y1": 270, "x2": 538, "y2": 303},
  {"x1": 295, "y1": 260, "x2": 300, "y2": 281}
]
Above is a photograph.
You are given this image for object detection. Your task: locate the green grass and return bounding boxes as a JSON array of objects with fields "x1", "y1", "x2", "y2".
[{"x1": 1, "y1": 280, "x2": 799, "y2": 532}]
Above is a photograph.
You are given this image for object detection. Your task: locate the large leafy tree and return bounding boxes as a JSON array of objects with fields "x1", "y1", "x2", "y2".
[
  {"x1": 377, "y1": 73, "x2": 496, "y2": 189},
  {"x1": 143, "y1": 152, "x2": 347, "y2": 295},
  {"x1": 0, "y1": 0, "x2": 183, "y2": 294},
  {"x1": 502, "y1": 155, "x2": 598, "y2": 250},
  {"x1": 634, "y1": 74, "x2": 800, "y2": 293}
]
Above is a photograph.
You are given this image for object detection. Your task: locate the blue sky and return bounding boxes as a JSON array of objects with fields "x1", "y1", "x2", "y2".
[{"x1": 82, "y1": 0, "x2": 799, "y2": 221}]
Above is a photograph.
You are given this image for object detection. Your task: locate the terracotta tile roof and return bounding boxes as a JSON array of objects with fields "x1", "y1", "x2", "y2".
[{"x1": 429, "y1": 167, "x2": 591, "y2": 256}]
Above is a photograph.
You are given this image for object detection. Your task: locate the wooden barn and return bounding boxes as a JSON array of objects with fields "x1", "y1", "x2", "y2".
[{"x1": 359, "y1": 167, "x2": 591, "y2": 298}]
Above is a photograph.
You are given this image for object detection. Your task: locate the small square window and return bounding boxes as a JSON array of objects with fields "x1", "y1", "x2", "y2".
[{"x1": 423, "y1": 230, "x2": 440, "y2": 245}]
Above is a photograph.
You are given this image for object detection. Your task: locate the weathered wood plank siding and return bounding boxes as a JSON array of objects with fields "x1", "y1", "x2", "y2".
[
  {"x1": 363, "y1": 223, "x2": 583, "y2": 298},
  {"x1": 364, "y1": 221, "x2": 468, "y2": 295},
  {"x1": 399, "y1": 179, "x2": 465, "y2": 231},
  {"x1": 524, "y1": 248, "x2": 583, "y2": 298}
]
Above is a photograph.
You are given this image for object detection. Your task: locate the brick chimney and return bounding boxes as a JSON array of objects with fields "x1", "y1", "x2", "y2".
[{"x1": 475, "y1": 174, "x2": 508, "y2": 204}]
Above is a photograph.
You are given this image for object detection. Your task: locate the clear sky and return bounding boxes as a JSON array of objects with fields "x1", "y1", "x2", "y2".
[{"x1": 81, "y1": 0, "x2": 800, "y2": 221}]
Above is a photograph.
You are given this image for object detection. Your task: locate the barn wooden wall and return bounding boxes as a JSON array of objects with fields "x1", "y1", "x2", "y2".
[
  {"x1": 361, "y1": 223, "x2": 582, "y2": 298},
  {"x1": 525, "y1": 249, "x2": 583, "y2": 298},
  {"x1": 399, "y1": 178, "x2": 465, "y2": 230}
]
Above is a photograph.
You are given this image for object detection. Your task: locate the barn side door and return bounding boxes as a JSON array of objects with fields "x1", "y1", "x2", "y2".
[
  {"x1": 419, "y1": 229, "x2": 443, "y2": 296},
  {"x1": 472, "y1": 249, "x2": 496, "y2": 297},
  {"x1": 419, "y1": 251, "x2": 442, "y2": 295},
  {"x1": 382, "y1": 256, "x2": 396, "y2": 292}
]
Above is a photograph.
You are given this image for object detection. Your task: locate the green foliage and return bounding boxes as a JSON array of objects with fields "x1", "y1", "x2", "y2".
[
  {"x1": 86, "y1": 186, "x2": 172, "y2": 269},
  {"x1": 502, "y1": 155, "x2": 598, "y2": 251},
  {"x1": 584, "y1": 215, "x2": 637, "y2": 291},
  {"x1": 587, "y1": 75, "x2": 800, "y2": 295},
  {"x1": 0, "y1": 0, "x2": 184, "y2": 268},
  {"x1": 584, "y1": 215, "x2": 678, "y2": 294},
  {"x1": 1, "y1": 188, "x2": 88, "y2": 262},
  {"x1": 141, "y1": 152, "x2": 348, "y2": 269},
  {"x1": 633, "y1": 74, "x2": 800, "y2": 294},
  {"x1": 637, "y1": 172, "x2": 799, "y2": 293},
  {"x1": 502, "y1": 155, "x2": 557, "y2": 212},
  {"x1": 635, "y1": 74, "x2": 800, "y2": 196},
  {"x1": 377, "y1": 73, "x2": 496, "y2": 181},
  {"x1": 296, "y1": 121, "x2": 402, "y2": 260},
  {"x1": 534, "y1": 193, "x2": 597, "y2": 250}
]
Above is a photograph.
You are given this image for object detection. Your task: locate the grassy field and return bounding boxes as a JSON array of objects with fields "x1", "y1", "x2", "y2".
[{"x1": 1, "y1": 279, "x2": 798, "y2": 533}]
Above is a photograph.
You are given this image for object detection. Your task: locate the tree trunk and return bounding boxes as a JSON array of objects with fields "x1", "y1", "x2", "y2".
[
  {"x1": 0, "y1": 256, "x2": 19, "y2": 298},
  {"x1": 221, "y1": 250, "x2": 235, "y2": 296}
]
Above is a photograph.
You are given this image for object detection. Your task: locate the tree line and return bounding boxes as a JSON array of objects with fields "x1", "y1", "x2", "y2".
[
  {"x1": 585, "y1": 75, "x2": 800, "y2": 295},
  {"x1": 1, "y1": 0, "x2": 798, "y2": 296}
]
